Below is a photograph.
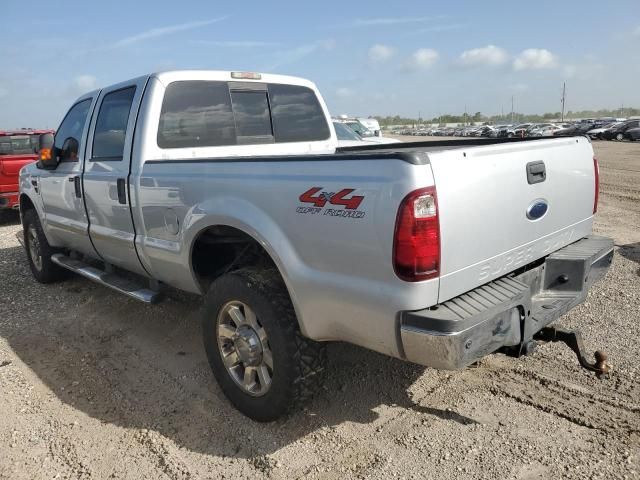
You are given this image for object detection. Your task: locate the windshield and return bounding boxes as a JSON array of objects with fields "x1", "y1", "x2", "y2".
[
  {"x1": 333, "y1": 122, "x2": 362, "y2": 141},
  {"x1": 345, "y1": 121, "x2": 374, "y2": 137}
]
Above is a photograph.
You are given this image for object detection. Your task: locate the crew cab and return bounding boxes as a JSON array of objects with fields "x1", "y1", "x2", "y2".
[
  {"x1": 0, "y1": 130, "x2": 53, "y2": 215},
  {"x1": 19, "y1": 70, "x2": 613, "y2": 421}
]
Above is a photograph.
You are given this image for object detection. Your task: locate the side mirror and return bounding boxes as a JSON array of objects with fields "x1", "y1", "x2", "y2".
[
  {"x1": 37, "y1": 133, "x2": 57, "y2": 169},
  {"x1": 60, "y1": 137, "x2": 79, "y2": 161}
]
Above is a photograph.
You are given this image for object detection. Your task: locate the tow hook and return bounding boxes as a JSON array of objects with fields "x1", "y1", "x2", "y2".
[{"x1": 533, "y1": 326, "x2": 610, "y2": 378}]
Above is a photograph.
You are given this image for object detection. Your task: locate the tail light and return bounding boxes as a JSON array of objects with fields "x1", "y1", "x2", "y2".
[
  {"x1": 593, "y1": 156, "x2": 599, "y2": 214},
  {"x1": 393, "y1": 186, "x2": 440, "y2": 281}
]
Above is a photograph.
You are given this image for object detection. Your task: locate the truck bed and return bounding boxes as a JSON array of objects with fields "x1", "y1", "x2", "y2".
[{"x1": 335, "y1": 135, "x2": 570, "y2": 160}]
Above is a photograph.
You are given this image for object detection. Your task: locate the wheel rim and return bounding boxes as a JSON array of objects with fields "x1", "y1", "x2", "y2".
[
  {"x1": 216, "y1": 301, "x2": 273, "y2": 397},
  {"x1": 617, "y1": 133, "x2": 623, "y2": 141},
  {"x1": 27, "y1": 225, "x2": 43, "y2": 271}
]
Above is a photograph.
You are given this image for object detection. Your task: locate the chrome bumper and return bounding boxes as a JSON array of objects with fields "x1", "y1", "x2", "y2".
[{"x1": 400, "y1": 235, "x2": 614, "y2": 370}]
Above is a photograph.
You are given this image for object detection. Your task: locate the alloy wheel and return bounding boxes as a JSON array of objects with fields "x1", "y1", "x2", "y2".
[{"x1": 216, "y1": 301, "x2": 273, "y2": 396}]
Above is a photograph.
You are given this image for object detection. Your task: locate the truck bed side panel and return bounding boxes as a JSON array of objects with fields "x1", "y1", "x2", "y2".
[{"x1": 132, "y1": 158, "x2": 437, "y2": 358}]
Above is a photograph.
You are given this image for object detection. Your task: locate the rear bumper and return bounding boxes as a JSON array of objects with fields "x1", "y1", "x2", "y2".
[{"x1": 400, "y1": 235, "x2": 614, "y2": 369}]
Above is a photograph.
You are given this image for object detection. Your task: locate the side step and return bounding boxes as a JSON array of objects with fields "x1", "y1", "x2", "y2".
[{"x1": 51, "y1": 253, "x2": 161, "y2": 304}]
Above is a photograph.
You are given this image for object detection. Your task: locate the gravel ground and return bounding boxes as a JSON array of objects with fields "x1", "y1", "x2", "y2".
[{"x1": 0, "y1": 139, "x2": 638, "y2": 480}]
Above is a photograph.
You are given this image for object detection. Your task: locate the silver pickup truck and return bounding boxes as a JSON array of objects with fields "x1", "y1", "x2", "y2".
[{"x1": 19, "y1": 70, "x2": 613, "y2": 421}]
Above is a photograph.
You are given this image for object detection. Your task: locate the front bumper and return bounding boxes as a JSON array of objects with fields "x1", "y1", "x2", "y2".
[{"x1": 400, "y1": 235, "x2": 614, "y2": 370}]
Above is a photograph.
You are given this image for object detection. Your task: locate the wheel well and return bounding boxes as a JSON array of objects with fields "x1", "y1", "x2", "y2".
[
  {"x1": 191, "y1": 225, "x2": 278, "y2": 290},
  {"x1": 19, "y1": 194, "x2": 35, "y2": 224}
]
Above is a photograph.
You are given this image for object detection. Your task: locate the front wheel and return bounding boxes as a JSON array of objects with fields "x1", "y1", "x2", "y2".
[
  {"x1": 202, "y1": 268, "x2": 326, "y2": 421},
  {"x1": 616, "y1": 133, "x2": 624, "y2": 141},
  {"x1": 22, "y1": 209, "x2": 67, "y2": 283}
]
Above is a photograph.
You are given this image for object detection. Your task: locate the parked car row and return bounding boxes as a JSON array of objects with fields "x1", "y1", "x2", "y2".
[{"x1": 389, "y1": 118, "x2": 640, "y2": 141}]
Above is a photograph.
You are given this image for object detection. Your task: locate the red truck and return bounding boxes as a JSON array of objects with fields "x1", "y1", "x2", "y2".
[{"x1": 0, "y1": 130, "x2": 54, "y2": 217}]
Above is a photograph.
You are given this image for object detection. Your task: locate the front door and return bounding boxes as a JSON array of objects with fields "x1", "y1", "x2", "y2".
[
  {"x1": 82, "y1": 77, "x2": 148, "y2": 275},
  {"x1": 39, "y1": 95, "x2": 97, "y2": 256}
]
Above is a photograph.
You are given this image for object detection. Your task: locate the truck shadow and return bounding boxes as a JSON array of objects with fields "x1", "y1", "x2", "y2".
[
  {"x1": 617, "y1": 242, "x2": 640, "y2": 275},
  {"x1": 0, "y1": 210, "x2": 20, "y2": 226},
  {"x1": 0, "y1": 243, "x2": 476, "y2": 460}
]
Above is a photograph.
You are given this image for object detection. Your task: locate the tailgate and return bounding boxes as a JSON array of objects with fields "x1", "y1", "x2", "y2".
[{"x1": 429, "y1": 137, "x2": 596, "y2": 303}]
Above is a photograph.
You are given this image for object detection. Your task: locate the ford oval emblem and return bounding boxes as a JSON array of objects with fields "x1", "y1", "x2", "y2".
[{"x1": 527, "y1": 199, "x2": 548, "y2": 220}]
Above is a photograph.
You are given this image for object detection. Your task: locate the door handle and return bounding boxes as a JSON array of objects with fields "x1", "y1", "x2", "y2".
[
  {"x1": 69, "y1": 176, "x2": 81, "y2": 198},
  {"x1": 117, "y1": 178, "x2": 127, "y2": 204}
]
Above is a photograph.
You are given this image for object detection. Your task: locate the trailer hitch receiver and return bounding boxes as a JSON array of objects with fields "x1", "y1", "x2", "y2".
[{"x1": 533, "y1": 326, "x2": 609, "y2": 378}]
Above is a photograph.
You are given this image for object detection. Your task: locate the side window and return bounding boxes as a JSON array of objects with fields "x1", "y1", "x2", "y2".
[
  {"x1": 54, "y1": 99, "x2": 92, "y2": 162},
  {"x1": 158, "y1": 81, "x2": 236, "y2": 148},
  {"x1": 268, "y1": 84, "x2": 330, "y2": 143},
  {"x1": 92, "y1": 87, "x2": 136, "y2": 160},
  {"x1": 229, "y1": 90, "x2": 273, "y2": 142}
]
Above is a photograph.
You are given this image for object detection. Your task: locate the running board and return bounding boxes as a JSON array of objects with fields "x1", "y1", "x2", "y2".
[{"x1": 51, "y1": 253, "x2": 161, "y2": 304}]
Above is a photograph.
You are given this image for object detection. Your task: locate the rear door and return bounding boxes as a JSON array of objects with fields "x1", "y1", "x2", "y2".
[
  {"x1": 428, "y1": 137, "x2": 597, "y2": 302},
  {"x1": 83, "y1": 77, "x2": 148, "y2": 275}
]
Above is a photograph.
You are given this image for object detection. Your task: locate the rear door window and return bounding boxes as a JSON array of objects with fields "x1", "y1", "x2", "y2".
[
  {"x1": 158, "y1": 81, "x2": 236, "y2": 148},
  {"x1": 268, "y1": 84, "x2": 330, "y2": 143},
  {"x1": 92, "y1": 87, "x2": 136, "y2": 160}
]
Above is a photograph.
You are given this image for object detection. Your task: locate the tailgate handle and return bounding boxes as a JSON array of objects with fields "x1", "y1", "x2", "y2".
[{"x1": 527, "y1": 161, "x2": 546, "y2": 184}]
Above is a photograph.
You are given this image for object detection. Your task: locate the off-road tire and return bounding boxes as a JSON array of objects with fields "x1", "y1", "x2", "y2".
[
  {"x1": 22, "y1": 209, "x2": 67, "y2": 283},
  {"x1": 202, "y1": 267, "x2": 327, "y2": 422}
]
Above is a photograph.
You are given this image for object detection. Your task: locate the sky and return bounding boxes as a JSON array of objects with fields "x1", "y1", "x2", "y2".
[{"x1": 1, "y1": 0, "x2": 639, "y2": 128}]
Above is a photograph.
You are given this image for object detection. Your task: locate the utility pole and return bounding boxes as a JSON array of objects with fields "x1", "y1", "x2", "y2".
[
  {"x1": 561, "y1": 82, "x2": 566, "y2": 122},
  {"x1": 511, "y1": 96, "x2": 514, "y2": 124}
]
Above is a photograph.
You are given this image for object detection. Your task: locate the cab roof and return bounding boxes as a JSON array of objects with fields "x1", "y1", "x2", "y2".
[{"x1": 151, "y1": 70, "x2": 317, "y2": 90}]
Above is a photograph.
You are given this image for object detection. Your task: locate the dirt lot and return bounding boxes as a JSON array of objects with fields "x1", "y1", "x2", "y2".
[{"x1": 0, "y1": 139, "x2": 638, "y2": 480}]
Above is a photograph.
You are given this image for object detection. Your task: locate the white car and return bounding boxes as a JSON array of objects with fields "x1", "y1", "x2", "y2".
[
  {"x1": 332, "y1": 121, "x2": 371, "y2": 147},
  {"x1": 531, "y1": 125, "x2": 564, "y2": 137},
  {"x1": 357, "y1": 117, "x2": 382, "y2": 136},
  {"x1": 335, "y1": 120, "x2": 401, "y2": 145}
]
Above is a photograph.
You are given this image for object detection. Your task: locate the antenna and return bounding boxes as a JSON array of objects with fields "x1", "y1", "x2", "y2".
[
  {"x1": 511, "y1": 96, "x2": 514, "y2": 124},
  {"x1": 561, "y1": 82, "x2": 566, "y2": 122}
]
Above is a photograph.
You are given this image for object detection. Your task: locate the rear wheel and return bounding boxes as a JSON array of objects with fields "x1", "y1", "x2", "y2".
[
  {"x1": 202, "y1": 267, "x2": 326, "y2": 421},
  {"x1": 22, "y1": 209, "x2": 67, "y2": 283},
  {"x1": 616, "y1": 133, "x2": 624, "y2": 141}
]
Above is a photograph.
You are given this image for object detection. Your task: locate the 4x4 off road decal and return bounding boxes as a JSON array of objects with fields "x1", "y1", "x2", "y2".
[{"x1": 297, "y1": 187, "x2": 366, "y2": 219}]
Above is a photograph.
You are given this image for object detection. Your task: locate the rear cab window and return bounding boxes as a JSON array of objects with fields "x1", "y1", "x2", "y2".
[
  {"x1": 157, "y1": 80, "x2": 330, "y2": 149},
  {"x1": 0, "y1": 135, "x2": 38, "y2": 155}
]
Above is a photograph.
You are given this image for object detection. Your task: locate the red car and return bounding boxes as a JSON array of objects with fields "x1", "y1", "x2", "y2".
[{"x1": 0, "y1": 129, "x2": 54, "y2": 215}]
